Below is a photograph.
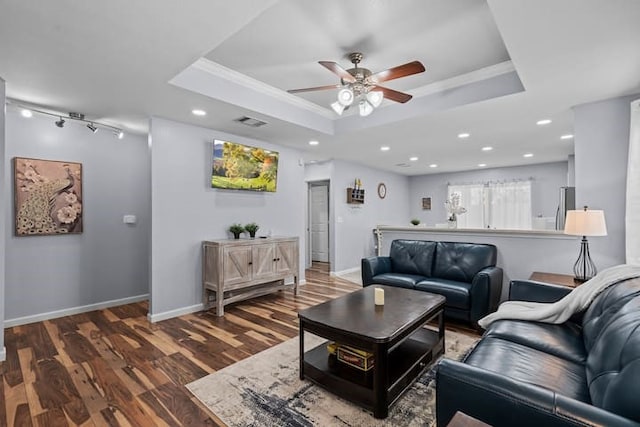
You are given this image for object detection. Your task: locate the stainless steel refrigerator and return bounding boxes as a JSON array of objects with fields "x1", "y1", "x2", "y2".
[{"x1": 555, "y1": 186, "x2": 576, "y2": 230}]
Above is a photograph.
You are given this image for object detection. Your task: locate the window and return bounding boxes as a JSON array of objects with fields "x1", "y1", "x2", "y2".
[{"x1": 447, "y1": 180, "x2": 532, "y2": 229}]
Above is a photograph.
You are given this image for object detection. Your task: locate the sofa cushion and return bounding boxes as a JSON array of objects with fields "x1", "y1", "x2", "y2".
[
  {"x1": 584, "y1": 296, "x2": 640, "y2": 422},
  {"x1": 433, "y1": 242, "x2": 497, "y2": 283},
  {"x1": 371, "y1": 273, "x2": 423, "y2": 289},
  {"x1": 485, "y1": 319, "x2": 587, "y2": 364},
  {"x1": 581, "y1": 277, "x2": 640, "y2": 351},
  {"x1": 415, "y1": 279, "x2": 471, "y2": 309},
  {"x1": 389, "y1": 240, "x2": 436, "y2": 277},
  {"x1": 465, "y1": 336, "x2": 591, "y2": 403}
]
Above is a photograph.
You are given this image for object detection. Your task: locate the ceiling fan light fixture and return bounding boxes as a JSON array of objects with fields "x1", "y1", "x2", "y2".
[
  {"x1": 366, "y1": 91, "x2": 383, "y2": 108},
  {"x1": 359, "y1": 100, "x2": 374, "y2": 117},
  {"x1": 331, "y1": 101, "x2": 345, "y2": 115},
  {"x1": 337, "y1": 87, "x2": 354, "y2": 106}
]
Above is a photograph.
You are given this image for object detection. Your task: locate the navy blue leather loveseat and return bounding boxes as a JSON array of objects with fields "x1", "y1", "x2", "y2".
[
  {"x1": 436, "y1": 277, "x2": 640, "y2": 427},
  {"x1": 361, "y1": 239, "x2": 503, "y2": 326}
]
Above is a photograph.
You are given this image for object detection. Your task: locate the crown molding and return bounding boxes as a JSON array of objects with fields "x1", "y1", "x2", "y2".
[
  {"x1": 410, "y1": 61, "x2": 517, "y2": 98},
  {"x1": 193, "y1": 58, "x2": 334, "y2": 119}
]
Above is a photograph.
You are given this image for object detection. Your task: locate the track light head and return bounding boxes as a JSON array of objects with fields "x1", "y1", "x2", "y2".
[
  {"x1": 55, "y1": 117, "x2": 65, "y2": 128},
  {"x1": 87, "y1": 123, "x2": 98, "y2": 133}
]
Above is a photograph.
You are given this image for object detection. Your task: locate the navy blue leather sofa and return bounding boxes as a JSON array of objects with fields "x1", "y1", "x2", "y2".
[
  {"x1": 361, "y1": 239, "x2": 503, "y2": 326},
  {"x1": 436, "y1": 277, "x2": 640, "y2": 427}
]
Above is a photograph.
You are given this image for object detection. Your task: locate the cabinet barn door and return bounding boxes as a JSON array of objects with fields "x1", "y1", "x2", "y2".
[
  {"x1": 222, "y1": 246, "x2": 252, "y2": 287},
  {"x1": 252, "y1": 244, "x2": 276, "y2": 279},
  {"x1": 276, "y1": 241, "x2": 298, "y2": 275}
]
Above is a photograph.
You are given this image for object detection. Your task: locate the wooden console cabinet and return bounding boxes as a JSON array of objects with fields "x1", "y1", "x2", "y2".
[{"x1": 202, "y1": 236, "x2": 299, "y2": 316}]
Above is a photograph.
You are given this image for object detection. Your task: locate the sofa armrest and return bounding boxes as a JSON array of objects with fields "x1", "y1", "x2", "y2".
[
  {"x1": 361, "y1": 256, "x2": 391, "y2": 287},
  {"x1": 509, "y1": 280, "x2": 573, "y2": 303},
  {"x1": 436, "y1": 359, "x2": 640, "y2": 427},
  {"x1": 469, "y1": 266, "x2": 503, "y2": 325}
]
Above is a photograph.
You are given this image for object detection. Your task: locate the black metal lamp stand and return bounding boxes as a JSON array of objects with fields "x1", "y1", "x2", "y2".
[{"x1": 573, "y1": 235, "x2": 597, "y2": 282}]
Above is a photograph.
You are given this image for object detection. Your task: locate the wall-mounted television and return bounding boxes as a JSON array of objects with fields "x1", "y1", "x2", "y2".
[{"x1": 212, "y1": 140, "x2": 279, "y2": 192}]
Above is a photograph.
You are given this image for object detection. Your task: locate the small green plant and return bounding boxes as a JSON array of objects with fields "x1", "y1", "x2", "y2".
[
  {"x1": 244, "y1": 222, "x2": 259, "y2": 238},
  {"x1": 229, "y1": 223, "x2": 245, "y2": 239},
  {"x1": 410, "y1": 218, "x2": 421, "y2": 226}
]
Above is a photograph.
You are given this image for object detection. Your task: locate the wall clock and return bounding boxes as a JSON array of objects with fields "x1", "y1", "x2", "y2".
[{"x1": 377, "y1": 183, "x2": 387, "y2": 199}]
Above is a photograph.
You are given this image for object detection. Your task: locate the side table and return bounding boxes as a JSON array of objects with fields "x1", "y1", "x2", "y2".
[{"x1": 529, "y1": 271, "x2": 579, "y2": 288}]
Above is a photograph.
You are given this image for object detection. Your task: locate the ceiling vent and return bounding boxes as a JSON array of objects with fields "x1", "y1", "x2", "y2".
[
  {"x1": 234, "y1": 116, "x2": 268, "y2": 127},
  {"x1": 395, "y1": 163, "x2": 411, "y2": 167}
]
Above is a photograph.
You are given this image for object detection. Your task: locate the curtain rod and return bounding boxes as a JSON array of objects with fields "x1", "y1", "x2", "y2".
[{"x1": 447, "y1": 177, "x2": 535, "y2": 186}]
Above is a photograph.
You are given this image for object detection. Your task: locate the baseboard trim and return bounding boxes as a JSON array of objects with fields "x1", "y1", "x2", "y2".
[
  {"x1": 148, "y1": 303, "x2": 204, "y2": 323},
  {"x1": 0, "y1": 347, "x2": 6, "y2": 362},
  {"x1": 4, "y1": 294, "x2": 150, "y2": 327},
  {"x1": 331, "y1": 266, "x2": 360, "y2": 276}
]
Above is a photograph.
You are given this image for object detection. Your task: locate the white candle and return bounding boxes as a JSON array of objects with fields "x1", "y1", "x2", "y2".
[{"x1": 374, "y1": 287, "x2": 385, "y2": 305}]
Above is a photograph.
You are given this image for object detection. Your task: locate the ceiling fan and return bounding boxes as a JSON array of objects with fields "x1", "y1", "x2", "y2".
[{"x1": 288, "y1": 52, "x2": 425, "y2": 116}]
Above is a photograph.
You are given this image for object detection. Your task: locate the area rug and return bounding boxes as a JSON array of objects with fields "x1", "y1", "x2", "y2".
[
  {"x1": 335, "y1": 269, "x2": 362, "y2": 285},
  {"x1": 187, "y1": 330, "x2": 478, "y2": 427}
]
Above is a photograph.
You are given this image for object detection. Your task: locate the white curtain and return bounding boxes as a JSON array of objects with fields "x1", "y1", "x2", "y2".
[
  {"x1": 487, "y1": 181, "x2": 532, "y2": 229},
  {"x1": 627, "y1": 99, "x2": 640, "y2": 264},
  {"x1": 448, "y1": 181, "x2": 532, "y2": 229},
  {"x1": 448, "y1": 184, "x2": 485, "y2": 228}
]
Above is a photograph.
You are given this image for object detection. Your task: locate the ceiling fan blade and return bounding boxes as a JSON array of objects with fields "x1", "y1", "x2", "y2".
[
  {"x1": 318, "y1": 61, "x2": 357, "y2": 83},
  {"x1": 288, "y1": 84, "x2": 341, "y2": 94},
  {"x1": 369, "y1": 61, "x2": 425, "y2": 84},
  {"x1": 371, "y1": 85, "x2": 413, "y2": 103}
]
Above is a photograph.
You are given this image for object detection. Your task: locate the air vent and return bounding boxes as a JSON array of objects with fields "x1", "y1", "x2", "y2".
[
  {"x1": 395, "y1": 163, "x2": 411, "y2": 167},
  {"x1": 234, "y1": 116, "x2": 268, "y2": 127}
]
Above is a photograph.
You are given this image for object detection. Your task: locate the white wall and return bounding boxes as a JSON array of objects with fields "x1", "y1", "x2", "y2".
[
  {"x1": 0, "y1": 79, "x2": 6, "y2": 359},
  {"x1": 4, "y1": 108, "x2": 150, "y2": 324},
  {"x1": 574, "y1": 94, "x2": 639, "y2": 269},
  {"x1": 149, "y1": 117, "x2": 306, "y2": 319},
  {"x1": 329, "y1": 160, "x2": 410, "y2": 272},
  {"x1": 408, "y1": 162, "x2": 568, "y2": 226}
]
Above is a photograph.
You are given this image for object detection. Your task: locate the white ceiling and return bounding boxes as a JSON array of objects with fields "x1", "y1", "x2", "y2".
[{"x1": 1, "y1": 0, "x2": 639, "y2": 175}]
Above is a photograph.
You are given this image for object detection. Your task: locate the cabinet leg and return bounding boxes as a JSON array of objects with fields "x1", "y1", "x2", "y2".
[{"x1": 216, "y1": 294, "x2": 224, "y2": 317}]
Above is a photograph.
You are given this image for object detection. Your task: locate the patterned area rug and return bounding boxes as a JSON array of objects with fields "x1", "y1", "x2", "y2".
[{"x1": 187, "y1": 330, "x2": 478, "y2": 427}]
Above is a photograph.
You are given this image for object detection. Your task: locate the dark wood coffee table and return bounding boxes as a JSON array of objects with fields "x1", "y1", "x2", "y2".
[{"x1": 298, "y1": 285, "x2": 445, "y2": 418}]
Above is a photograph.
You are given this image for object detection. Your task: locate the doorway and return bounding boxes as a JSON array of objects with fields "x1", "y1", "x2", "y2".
[{"x1": 307, "y1": 181, "x2": 330, "y2": 267}]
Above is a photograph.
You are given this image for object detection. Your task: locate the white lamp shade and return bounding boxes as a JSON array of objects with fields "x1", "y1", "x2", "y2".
[
  {"x1": 337, "y1": 88, "x2": 354, "y2": 106},
  {"x1": 359, "y1": 100, "x2": 374, "y2": 116},
  {"x1": 564, "y1": 209, "x2": 607, "y2": 236},
  {"x1": 366, "y1": 91, "x2": 383, "y2": 108},
  {"x1": 331, "y1": 101, "x2": 345, "y2": 115}
]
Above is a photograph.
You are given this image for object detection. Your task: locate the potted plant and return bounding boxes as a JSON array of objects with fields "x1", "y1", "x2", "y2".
[
  {"x1": 410, "y1": 218, "x2": 421, "y2": 226},
  {"x1": 245, "y1": 222, "x2": 259, "y2": 238},
  {"x1": 229, "y1": 223, "x2": 245, "y2": 239}
]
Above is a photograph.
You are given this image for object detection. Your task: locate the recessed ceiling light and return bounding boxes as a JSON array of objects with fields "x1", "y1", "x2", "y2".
[
  {"x1": 536, "y1": 119, "x2": 552, "y2": 125},
  {"x1": 409, "y1": 156, "x2": 418, "y2": 161},
  {"x1": 478, "y1": 163, "x2": 487, "y2": 167},
  {"x1": 458, "y1": 132, "x2": 470, "y2": 139},
  {"x1": 523, "y1": 153, "x2": 534, "y2": 158},
  {"x1": 308, "y1": 140, "x2": 319, "y2": 146},
  {"x1": 481, "y1": 146, "x2": 493, "y2": 151},
  {"x1": 429, "y1": 164, "x2": 438, "y2": 168},
  {"x1": 21, "y1": 109, "x2": 33, "y2": 118},
  {"x1": 192, "y1": 109, "x2": 207, "y2": 116},
  {"x1": 560, "y1": 134, "x2": 574, "y2": 140},
  {"x1": 380, "y1": 146, "x2": 390, "y2": 151}
]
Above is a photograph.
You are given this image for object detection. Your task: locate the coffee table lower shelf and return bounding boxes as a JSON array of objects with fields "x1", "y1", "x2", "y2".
[{"x1": 302, "y1": 327, "x2": 442, "y2": 415}]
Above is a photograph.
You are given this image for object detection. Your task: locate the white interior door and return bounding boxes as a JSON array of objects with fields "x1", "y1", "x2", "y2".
[{"x1": 310, "y1": 184, "x2": 329, "y2": 262}]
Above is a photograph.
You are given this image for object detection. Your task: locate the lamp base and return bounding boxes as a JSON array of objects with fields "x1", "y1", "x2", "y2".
[{"x1": 573, "y1": 236, "x2": 597, "y2": 283}]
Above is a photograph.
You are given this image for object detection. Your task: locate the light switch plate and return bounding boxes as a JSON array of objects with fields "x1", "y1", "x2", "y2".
[{"x1": 123, "y1": 215, "x2": 137, "y2": 224}]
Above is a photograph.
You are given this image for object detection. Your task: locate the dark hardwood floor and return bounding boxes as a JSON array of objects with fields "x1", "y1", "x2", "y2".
[{"x1": 0, "y1": 262, "x2": 477, "y2": 426}]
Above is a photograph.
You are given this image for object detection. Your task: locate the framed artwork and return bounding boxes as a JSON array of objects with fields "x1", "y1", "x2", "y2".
[
  {"x1": 422, "y1": 197, "x2": 432, "y2": 210},
  {"x1": 13, "y1": 157, "x2": 83, "y2": 236}
]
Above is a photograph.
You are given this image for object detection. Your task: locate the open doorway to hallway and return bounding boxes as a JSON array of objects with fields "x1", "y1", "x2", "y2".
[{"x1": 307, "y1": 180, "x2": 330, "y2": 269}]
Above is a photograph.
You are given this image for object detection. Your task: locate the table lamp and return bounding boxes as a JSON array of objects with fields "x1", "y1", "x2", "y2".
[{"x1": 564, "y1": 206, "x2": 607, "y2": 282}]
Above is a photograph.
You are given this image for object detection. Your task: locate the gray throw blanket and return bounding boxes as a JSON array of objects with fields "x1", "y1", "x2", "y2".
[{"x1": 478, "y1": 264, "x2": 640, "y2": 329}]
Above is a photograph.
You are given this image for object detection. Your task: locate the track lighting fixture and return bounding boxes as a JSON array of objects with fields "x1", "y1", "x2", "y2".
[{"x1": 6, "y1": 100, "x2": 125, "y2": 138}]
